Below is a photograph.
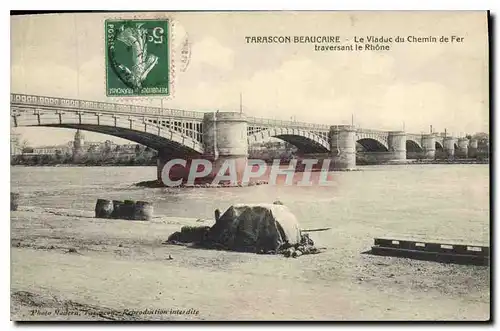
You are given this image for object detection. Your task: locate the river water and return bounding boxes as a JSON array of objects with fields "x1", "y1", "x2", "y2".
[{"x1": 11, "y1": 164, "x2": 490, "y2": 245}]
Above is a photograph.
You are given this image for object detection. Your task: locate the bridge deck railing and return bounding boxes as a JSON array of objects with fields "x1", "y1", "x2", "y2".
[
  {"x1": 11, "y1": 94, "x2": 205, "y2": 120},
  {"x1": 357, "y1": 128, "x2": 426, "y2": 137},
  {"x1": 246, "y1": 117, "x2": 330, "y2": 131},
  {"x1": 10, "y1": 94, "x2": 433, "y2": 137},
  {"x1": 356, "y1": 128, "x2": 388, "y2": 135}
]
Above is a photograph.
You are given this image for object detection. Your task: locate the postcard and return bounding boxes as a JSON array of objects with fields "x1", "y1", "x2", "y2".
[{"x1": 10, "y1": 11, "x2": 490, "y2": 321}]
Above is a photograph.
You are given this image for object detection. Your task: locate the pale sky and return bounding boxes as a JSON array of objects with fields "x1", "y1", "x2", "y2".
[{"x1": 11, "y1": 11, "x2": 489, "y2": 146}]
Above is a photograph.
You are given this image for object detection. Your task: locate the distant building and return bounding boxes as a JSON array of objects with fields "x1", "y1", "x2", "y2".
[
  {"x1": 119, "y1": 143, "x2": 141, "y2": 155},
  {"x1": 85, "y1": 141, "x2": 104, "y2": 153},
  {"x1": 32, "y1": 145, "x2": 71, "y2": 155},
  {"x1": 66, "y1": 129, "x2": 153, "y2": 158},
  {"x1": 10, "y1": 133, "x2": 21, "y2": 155},
  {"x1": 73, "y1": 129, "x2": 85, "y2": 157}
]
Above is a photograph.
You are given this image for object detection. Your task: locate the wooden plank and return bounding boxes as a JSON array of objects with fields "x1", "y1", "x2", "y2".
[
  {"x1": 374, "y1": 238, "x2": 394, "y2": 246},
  {"x1": 371, "y1": 246, "x2": 489, "y2": 266},
  {"x1": 374, "y1": 237, "x2": 489, "y2": 256},
  {"x1": 423, "y1": 243, "x2": 444, "y2": 252},
  {"x1": 398, "y1": 240, "x2": 416, "y2": 250},
  {"x1": 451, "y1": 245, "x2": 469, "y2": 255},
  {"x1": 462, "y1": 246, "x2": 490, "y2": 256},
  {"x1": 377, "y1": 236, "x2": 488, "y2": 247}
]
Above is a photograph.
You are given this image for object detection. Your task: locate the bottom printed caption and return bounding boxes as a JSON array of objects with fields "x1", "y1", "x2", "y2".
[{"x1": 29, "y1": 308, "x2": 200, "y2": 317}]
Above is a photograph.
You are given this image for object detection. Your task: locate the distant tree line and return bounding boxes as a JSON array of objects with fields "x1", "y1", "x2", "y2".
[
  {"x1": 248, "y1": 141, "x2": 297, "y2": 164},
  {"x1": 466, "y1": 132, "x2": 490, "y2": 155},
  {"x1": 11, "y1": 145, "x2": 158, "y2": 166}
]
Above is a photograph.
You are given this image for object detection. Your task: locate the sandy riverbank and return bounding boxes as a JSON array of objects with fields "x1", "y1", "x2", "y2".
[{"x1": 10, "y1": 207, "x2": 490, "y2": 321}]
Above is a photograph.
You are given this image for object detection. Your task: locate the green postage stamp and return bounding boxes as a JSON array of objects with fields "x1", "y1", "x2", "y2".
[{"x1": 105, "y1": 19, "x2": 170, "y2": 97}]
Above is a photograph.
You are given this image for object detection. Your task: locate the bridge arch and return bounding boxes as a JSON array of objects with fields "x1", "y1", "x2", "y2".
[
  {"x1": 435, "y1": 141, "x2": 443, "y2": 150},
  {"x1": 355, "y1": 132, "x2": 388, "y2": 152},
  {"x1": 406, "y1": 139, "x2": 423, "y2": 152},
  {"x1": 12, "y1": 112, "x2": 204, "y2": 156},
  {"x1": 247, "y1": 127, "x2": 330, "y2": 153},
  {"x1": 356, "y1": 138, "x2": 388, "y2": 152}
]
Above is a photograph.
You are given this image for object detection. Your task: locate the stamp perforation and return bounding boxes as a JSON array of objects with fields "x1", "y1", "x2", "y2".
[{"x1": 105, "y1": 16, "x2": 174, "y2": 100}]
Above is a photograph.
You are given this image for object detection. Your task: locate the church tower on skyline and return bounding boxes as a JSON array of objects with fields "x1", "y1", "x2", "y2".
[{"x1": 72, "y1": 129, "x2": 85, "y2": 159}]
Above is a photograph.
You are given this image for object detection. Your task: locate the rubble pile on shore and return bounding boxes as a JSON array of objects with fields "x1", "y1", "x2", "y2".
[
  {"x1": 279, "y1": 233, "x2": 321, "y2": 258},
  {"x1": 166, "y1": 225, "x2": 211, "y2": 244},
  {"x1": 165, "y1": 203, "x2": 323, "y2": 258}
]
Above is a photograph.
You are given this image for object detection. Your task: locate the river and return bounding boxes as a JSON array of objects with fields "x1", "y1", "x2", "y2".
[
  {"x1": 10, "y1": 163, "x2": 491, "y2": 320},
  {"x1": 11, "y1": 164, "x2": 490, "y2": 245}
]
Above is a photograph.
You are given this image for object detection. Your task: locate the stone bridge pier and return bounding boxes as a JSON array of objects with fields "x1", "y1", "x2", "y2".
[
  {"x1": 421, "y1": 134, "x2": 436, "y2": 159},
  {"x1": 469, "y1": 139, "x2": 478, "y2": 158},
  {"x1": 329, "y1": 125, "x2": 356, "y2": 170},
  {"x1": 157, "y1": 111, "x2": 248, "y2": 183},
  {"x1": 444, "y1": 137, "x2": 456, "y2": 158},
  {"x1": 456, "y1": 138, "x2": 469, "y2": 158},
  {"x1": 388, "y1": 131, "x2": 406, "y2": 162},
  {"x1": 202, "y1": 112, "x2": 248, "y2": 181}
]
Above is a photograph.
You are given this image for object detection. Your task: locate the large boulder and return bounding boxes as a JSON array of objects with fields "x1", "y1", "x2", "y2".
[{"x1": 206, "y1": 203, "x2": 301, "y2": 253}]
